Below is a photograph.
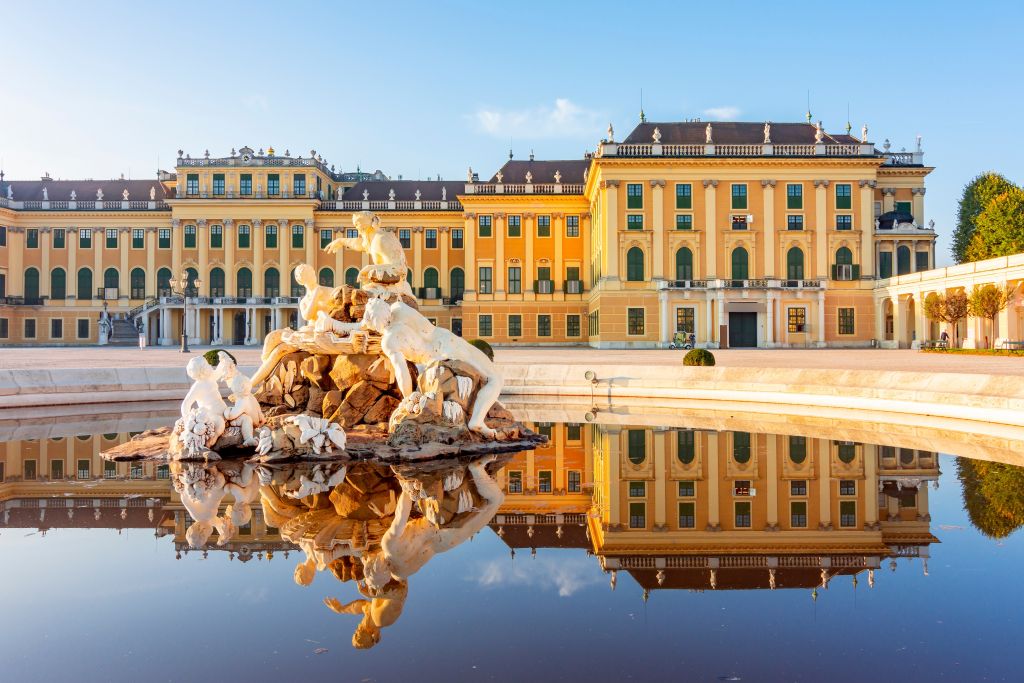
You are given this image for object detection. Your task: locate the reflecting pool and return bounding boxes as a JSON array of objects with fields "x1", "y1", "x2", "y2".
[{"x1": 0, "y1": 405, "x2": 1022, "y2": 682}]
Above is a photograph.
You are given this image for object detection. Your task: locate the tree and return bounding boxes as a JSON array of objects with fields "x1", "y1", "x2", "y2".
[
  {"x1": 923, "y1": 290, "x2": 969, "y2": 346},
  {"x1": 957, "y1": 457, "x2": 1024, "y2": 539},
  {"x1": 953, "y1": 172, "x2": 1017, "y2": 263},
  {"x1": 964, "y1": 187, "x2": 1024, "y2": 262},
  {"x1": 967, "y1": 283, "x2": 1017, "y2": 347}
]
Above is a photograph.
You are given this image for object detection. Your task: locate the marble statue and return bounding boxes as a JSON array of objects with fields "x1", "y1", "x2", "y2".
[
  {"x1": 123, "y1": 188, "x2": 129, "y2": 201},
  {"x1": 171, "y1": 462, "x2": 233, "y2": 547},
  {"x1": 652, "y1": 127, "x2": 661, "y2": 144},
  {"x1": 554, "y1": 170, "x2": 562, "y2": 183},
  {"x1": 763, "y1": 122, "x2": 771, "y2": 144},
  {"x1": 815, "y1": 121, "x2": 824, "y2": 144},
  {"x1": 388, "y1": 188, "x2": 395, "y2": 201},
  {"x1": 362, "y1": 189, "x2": 369, "y2": 201},
  {"x1": 525, "y1": 171, "x2": 533, "y2": 184},
  {"x1": 361, "y1": 296, "x2": 502, "y2": 437},
  {"x1": 324, "y1": 211, "x2": 413, "y2": 298},
  {"x1": 218, "y1": 351, "x2": 264, "y2": 447},
  {"x1": 150, "y1": 186, "x2": 156, "y2": 200},
  {"x1": 705, "y1": 122, "x2": 713, "y2": 144},
  {"x1": 70, "y1": 189, "x2": 76, "y2": 200},
  {"x1": 324, "y1": 581, "x2": 408, "y2": 649},
  {"x1": 414, "y1": 189, "x2": 421, "y2": 201},
  {"x1": 294, "y1": 264, "x2": 342, "y2": 326},
  {"x1": 441, "y1": 186, "x2": 447, "y2": 201},
  {"x1": 174, "y1": 356, "x2": 228, "y2": 457},
  {"x1": 466, "y1": 167, "x2": 473, "y2": 183},
  {"x1": 861, "y1": 124, "x2": 868, "y2": 143},
  {"x1": 495, "y1": 170, "x2": 503, "y2": 183},
  {"x1": 42, "y1": 187, "x2": 48, "y2": 201},
  {"x1": 97, "y1": 188, "x2": 103, "y2": 201},
  {"x1": 607, "y1": 122, "x2": 614, "y2": 142}
]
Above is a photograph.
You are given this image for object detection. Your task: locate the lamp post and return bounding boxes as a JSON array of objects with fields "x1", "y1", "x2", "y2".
[{"x1": 168, "y1": 271, "x2": 202, "y2": 353}]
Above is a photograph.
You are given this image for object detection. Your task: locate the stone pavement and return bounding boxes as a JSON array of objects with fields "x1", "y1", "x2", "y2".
[{"x1": 0, "y1": 345, "x2": 1021, "y2": 375}]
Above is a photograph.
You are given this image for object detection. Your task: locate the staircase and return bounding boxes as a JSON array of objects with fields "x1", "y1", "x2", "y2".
[{"x1": 108, "y1": 318, "x2": 140, "y2": 346}]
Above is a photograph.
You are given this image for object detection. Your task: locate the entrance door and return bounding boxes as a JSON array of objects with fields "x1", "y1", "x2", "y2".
[
  {"x1": 728, "y1": 312, "x2": 758, "y2": 348},
  {"x1": 233, "y1": 312, "x2": 246, "y2": 345}
]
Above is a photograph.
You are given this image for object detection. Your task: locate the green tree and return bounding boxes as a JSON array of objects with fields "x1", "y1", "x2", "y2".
[
  {"x1": 957, "y1": 457, "x2": 1024, "y2": 539},
  {"x1": 964, "y1": 187, "x2": 1024, "y2": 262},
  {"x1": 923, "y1": 291, "x2": 969, "y2": 346},
  {"x1": 967, "y1": 283, "x2": 1017, "y2": 347},
  {"x1": 953, "y1": 172, "x2": 1017, "y2": 263}
]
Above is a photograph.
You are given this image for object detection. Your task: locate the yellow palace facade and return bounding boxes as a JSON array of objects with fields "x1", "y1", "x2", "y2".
[{"x1": 0, "y1": 120, "x2": 942, "y2": 348}]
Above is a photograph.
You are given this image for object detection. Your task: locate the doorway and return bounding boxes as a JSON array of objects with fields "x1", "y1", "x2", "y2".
[
  {"x1": 728, "y1": 312, "x2": 758, "y2": 348},
  {"x1": 233, "y1": 312, "x2": 246, "y2": 345}
]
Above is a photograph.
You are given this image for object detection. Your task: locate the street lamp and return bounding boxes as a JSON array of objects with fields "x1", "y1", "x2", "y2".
[{"x1": 168, "y1": 271, "x2": 203, "y2": 353}]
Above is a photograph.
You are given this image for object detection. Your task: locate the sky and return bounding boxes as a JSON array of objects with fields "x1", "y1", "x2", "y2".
[{"x1": 2, "y1": 0, "x2": 1022, "y2": 265}]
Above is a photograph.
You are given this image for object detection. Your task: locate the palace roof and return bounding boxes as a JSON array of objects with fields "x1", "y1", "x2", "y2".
[
  {"x1": 341, "y1": 179, "x2": 463, "y2": 202},
  {"x1": 487, "y1": 159, "x2": 590, "y2": 185},
  {"x1": 622, "y1": 121, "x2": 862, "y2": 146},
  {"x1": 0, "y1": 177, "x2": 173, "y2": 201}
]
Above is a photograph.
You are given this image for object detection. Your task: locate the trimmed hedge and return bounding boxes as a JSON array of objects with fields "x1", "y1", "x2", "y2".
[
  {"x1": 683, "y1": 348, "x2": 716, "y2": 366},
  {"x1": 469, "y1": 339, "x2": 495, "y2": 361},
  {"x1": 203, "y1": 348, "x2": 238, "y2": 367}
]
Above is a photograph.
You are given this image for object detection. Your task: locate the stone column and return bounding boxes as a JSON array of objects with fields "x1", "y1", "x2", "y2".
[
  {"x1": 818, "y1": 440, "x2": 832, "y2": 528},
  {"x1": 93, "y1": 229, "x2": 103, "y2": 301},
  {"x1": 119, "y1": 228, "x2": 130, "y2": 300},
  {"x1": 463, "y1": 214, "x2": 476, "y2": 292},
  {"x1": 859, "y1": 180, "x2": 876, "y2": 277},
  {"x1": 766, "y1": 436, "x2": 779, "y2": 529},
  {"x1": 705, "y1": 292, "x2": 714, "y2": 346},
  {"x1": 814, "y1": 180, "x2": 828, "y2": 278},
  {"x1": 606, "y1": 427, "x2": 622, "y2": 526},
  {"x1": 40, "y1": 229, "x2": 51, "y2": 297},
  {"x1": 703, "y1": 179, "x2": 718, "y2": 278},
  {"x1": 716, "y1": 295, "x2": 725, "y2": 347},
  {"x1": 653, "y1": 432, "x2": 667, "y2": 529},
  {"x1": 553, "y1": 213, "x2": 564, "y2": 290},
  {"x1": 816, "y1": 289, "x2": 826, "y2": 346},
  {"x1": 659, "y1": 287, "x2": 670, "y2": 346},
  {"x1": 882, "y1": 187, "x2": 895, "y2": 213},
  {"x1": 765, "y1": 292, "x2": 776, "y2": 346},
  {"x1": 253, "y1": 219, "x2": 264, "y2": 295},
  {"x1": 912, "y1": 187, "x2": 926, "y2": 226},
  {"x1": 334, "y1": 228, "x2": 344, "y2": 286},
  {"x1": 243, "y1": 307, "x2": 253, "y2": 345},
  {"x1": 7, "y1": 229, "x2": 24, "y2": 296},
  {"x1": 706, "y1": 432, "x2": 720, "y2": 529},
  {"x1": 146, "y1": 228, "x2": 156, "y2": 296},
  {"x1": 223, "y1": 219, "x2": 235, "y2": 295},
  {"x1": 304, "y1": 219, "x2": 315, "y2": 268},
  {"x1": 439, "y1": 227, "x2": 450, "y2": 296},
  {"x1": 582, "y1": 212, "x2": 592, "y2": 288},
  {"x1": 197, "y1": 219, "x2": 209, "y2": 296},
  {"x1": 761, "y1": 180, "x2": 776, "y2": 277},
  {"x1": 279, "y1": 222, "x2": 289, "y2": 295},
  {"x1": 171, "y1": 219, "x2": 182, "y2": 288},
  {"x1": 651, "y1": 179, "x2": 665, "y2": 280},
  {"x1": 914, "y1": 291, "x2": 928, "y2": 345},
  {"x1": 602, "y1": 181, "x2": 620, "y2": 280},
  {"x1": 159, "y1": 307, "x2": 170, "y2": 345},
  {"x1": 863, "y1": 444, "x2": 878, "y2": 527},
  {"x1": 524, "y1": 213, "x2": 535, "y2": 293},
  {"x1": 494, "y1": 214, "x2": 506, "y2": 293},
  {"x1": 554, "y1": 428, "x2": 565, "y2": 492},
  {"x1": 412, "y1": 226, "x2": 423, "y2": 291}
]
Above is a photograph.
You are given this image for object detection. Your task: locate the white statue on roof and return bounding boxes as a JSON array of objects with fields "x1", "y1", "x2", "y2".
[
  {"x1": 42, "y1": 187, "x2": 48, "y2": 201},
  {"x1": 441, "y1": 186, "x2": 447, "y2": 201},
  {"x1": 815, "y1": 121, "x2": 824, "y2": 144},
  {"x1": 70, "y1": 189, "x2": 76, "y2": 200},
  {"x1": 123, "y1": 188, "x2": 129, "y2": 201},
  {"x1": 652, "y1": 127, "x2": 661, "y2": 144},
  {"x1": 97, "y1": 188, "x2": 104, "y2": 201},
  {"x1": 388, "y1": 188, "x2": 395, "y2": 201},
  {"x1": 495, "y1": 170, "x2": 503, "y2": 183},
  {"x1": 466, "y1": 167, "x2": 473, "y2": 183},
  {"x1": 554, "y1": 170, "x2": 562, "y2": 183},
  {"x1": 150, "y1": 186, "x2": 156, "y2": 200},
  {"x1": 525, "y1": 171, "x2": 533, "y2": 184},
  {"x1": 414, "y1": 189, "x2": 421, "y2": 201},
  {"x1": 363, "y1": 189, "x2": 369, "y2": 201},
  {"x1": 607, "y1": 123, "x2": 614, "y2": 142},
  {"x1": 705, "y1": 123, "x2": 713, "y2": 144},
  {"x1": 764, "y1": 122, "x2": 771, "y2": 144},
  {"x1": 861, "y1": 124, "x2": 869, "y2": 143}
]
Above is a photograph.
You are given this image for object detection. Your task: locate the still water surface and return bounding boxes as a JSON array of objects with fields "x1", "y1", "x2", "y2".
[{"x1": 0, "y1": 409, "x2": 1021, "y2": 682}]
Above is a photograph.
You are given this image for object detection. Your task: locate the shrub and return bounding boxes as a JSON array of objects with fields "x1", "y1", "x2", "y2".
[
  {"x1": 683, "y1": 348, "x2": 715, "y2": 366},
  {"x1": 469, "y1": 339, "x2": 494, "y2": 361},
  {"x1": 203, "y1": 348, "x2": 237, "y2": 367}
]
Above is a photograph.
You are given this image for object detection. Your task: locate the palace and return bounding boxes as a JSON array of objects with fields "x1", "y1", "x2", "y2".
[{"x1": 0, "y1": 120, "x2": 1020, "y2": 348}]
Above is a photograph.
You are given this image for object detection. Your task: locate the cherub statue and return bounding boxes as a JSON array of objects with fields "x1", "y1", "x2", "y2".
[
  {"x1": 217, "y1": 351, "x2": 264, "y2": 447},
  {"x1": 323, "y1": 211, "x2": 413, "y2": 298},
  {"x1": 323, "y1": 581, "x2": 408, "y2": 649},
  {"x1": 175, "y1": 355, "x2": 228, "y2": 455},
  {"x1": 171, "y1": 462, "x2": 235, "y2": 548}
]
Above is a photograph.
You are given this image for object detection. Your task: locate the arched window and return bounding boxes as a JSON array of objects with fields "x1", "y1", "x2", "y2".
[
  {"x1": 24, "y1": 267, "x2": 40, "y2": 300},
  {"x1": 733, "y1": 431, "x2": 751, "y2": 463},
  {"x1": 157, "y1": 268, "x2": 172, "y2": 297},
  {"x1": 103, "y1": 268, "x2": 119, "y2": 295},
  {"x1": 318, "y1": 268, "x2": 334, "y2": 287},
  {"x1": 290, "y1": 267, "x2": 303, "y2": 297},
  {"x1": 626, "y1": 247, "x2": 645, "y2": 281},
  {"x1": 50, "y1": 268, "x2": 66, "y2": 300},
  {"x1": 786, "y1": 247, "x2": 804, "y2": 280},
  {"x1": 789, "y1": 435, "x2": 806, "y2": 464},
  {"x1": 209, "y1": 267, "x2": 225, "y2": 297},
  {"x1": 627, "y1": 429, "x2": 646, "y2": 464},
  {"x1": 897, "y1": 245, "x2": 911, "y2": 275},
  {"x1": 264, "y1": 267, "x2": 280, "y2": 297},
  {"x1": 423, "y1": 267, "x2": 439, "y2": 289},
  {"x1": 731, "y1": 247, "x2": 749, "y2": 280},
  {"x1": 675, "y1": 247, "x2": 693, "y2": 281},
  {"x1": 185, "y1": 267, "x2": 199, "y2": 296},
  {"x1": 450, "y1": 267, "x2": 465, "y2": 300},
  {"x1": 236, "y1": 267, "x2": 252, "y2": 297},
  {"x1": 836, "y1": 246, "x2": 853, "y2": 265},
  {"x1": 345, "y1": 267, "x2": 359, "y2": 287},
  {"x1": 837, "y1": 442, "x2": 857, "y2": 464},
  {"x1": 77, "y1": 268, "x2": 93, "y2": 300},
  {"x1": 677, "y1": 430, "x2": 695, "y2": 464},
  {"x1": 130, "y1": 267, "x2": 146, "y2": 299}
]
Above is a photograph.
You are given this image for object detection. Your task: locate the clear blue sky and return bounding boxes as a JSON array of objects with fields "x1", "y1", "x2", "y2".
[{"x1": 2, "y1": 0, "x2": 1021, "y2": 265}]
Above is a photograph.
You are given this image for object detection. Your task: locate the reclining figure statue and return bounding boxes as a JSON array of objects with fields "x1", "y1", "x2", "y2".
[{"x1": 324, "y1": 210, "x2": 414, "y2": 298}]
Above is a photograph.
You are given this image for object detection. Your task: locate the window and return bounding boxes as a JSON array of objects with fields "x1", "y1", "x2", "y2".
[
  {"x1": 879, "y1": 251, "x2": 893, "y2": 278},
  {"x1": 24, "y1": 268, "x2": 39, "y2": 300},
  {"x1": 627, "y1": 183, "x2": 643, "y2": 209},
  {"x1": 399, "y1": 229, "x2": 411, "y2": 248},
  {"x1": 76, "y1": 268, "x2": 93, "y2": 300},
  {"x1": 566, "y1": 314, "x2": 581, "y2": 337},
  {"x1": 676, "y1": 183, "x2": 692, "y2": 209},
  {"x1": 679, "y1": 502, "x2": 696, "y2": 528},
  {"x1": 319, "y1": 229, "x2": 332, "y2": 249},
  {"x1": 240, "y1": 174, "x2": 252, "y2": 196},
  {"x1": 676, "y1": 247, "x2": 693, "y2": 280},
  {"x1": 627, "y1": 429, "x2": 646, "y2": 464},
  {"x1": 787, "y1": 183, "x2": 803, "y2": 209},
  {"x1": 916, "y1": 251, "x2": 930, "y2": 272},
  {"x1": 731, "y1": 184, "x2": 747, "y2": 210},
  {"x1": 589, "y1": 310, "x2": 599, "y2": 336},
  {"x1": 344, "y1": 267, "x2": 359, "y2": 287},
  {"x1": 478, "y1": 215, "x2": 492, "y2": 237},
  {"x1": 206, "y1": 224, "x2": 220, "y2": 249},
  {"x1": 566, "y1": 266, "x2": 580, "y2": 288},
  {"x1": 731, "y1": 247, "x2": 748, "y2": 280},
  {"x1": 507, "y1": 266, "x2": 522, "y2": 294},
  {"x1": 293, "y1": 173, "x2": 306, "y2": 196},
  {"x1": 77, "y1": 319, "x2": 89, "y2": 339},
  {"x1": 678, "y1": 480, "x2": 695, "y2": 497},
  {"x1": 478, "y1": 314, "x2": 492, "y2": 337},
  {"x1": 838, "y1": 307, "x2": 855, "y2": 335},
  {"x1": 735, "y1": 501, "x2": 752, "y2": 528},
  {"x1": 53, "y1": 229, "x2": 65, "y2": 249},
  {"x1": 629, "y1": 502, "x2": 646, "y2": 529},
  {"x1": 104, "y1": 460, "x2": 116, "y2": 478},
  {"x1": 152, "y1": 228, "x2": 168, "y2": 250},
  {"x1": 840, "y1": 480, "x2": 856, "y2": 496},
  {"x1": 568, "y1": 471, "x2": 582, "y2": 493},
  {"x1": 105, "y1": 229, "x2": 118, "y2": 249},
  {"x1": 835, "y1": 183, "x2": 852, "y2": 209},
  {"x1": 837, "y1": 441, "x2": 857, "y2": 463},
  {"x1": 50, "y1": 318, "x2": 63, "y2": 339},
  {"x1": 786, "y1": 248, "x2": 804, "y2": 280},
  {"x1": 25, "y1": 318, "x2": 36, "y2": 339},
  {"x1": 538, "y1": 314, "x2": 551, "y2": 337},
  {"x1": 264, "y1": 268, "x2": 280, "y2": 297},
  {"x1": 0, "y1": 226, "x2": 6, "y2": 246},
  {"x1": 425, "y1": 229, "x2": 437, "y2": 249},
  {"x1": 787, "y1": 215, "x2": 804, "y2": 231},
  {"x1": 789, "y1": 436, "x2": 807, "y2": 464},
  {"x1": 839, "y1": 501, "x2": 857, "y2": 528},
  {"x1": 537, "y1": 423, "x2": 553, "y2": 440},
  {"x1": 895, "y1": 200, "x2": 912, "y2": 215},
  {"x1": 79, "y1": 229, "x2": 92, "y2": 249},
  {"x1": 627, "y1": 307, "x2": 645, "y2": 335},
  {"x1": 566, "y1": 215, "x2": 580, "y2": 237},
  {"x1": 536, "y1": 266, "x2": 552, "y2": 291},
  {"x1": 130, "y1": 268, "x2": 145, "y2": 299},
  {"x1": 157, "y1": 464, "x2": 170, "y2": 480},
  {"x1": 267, "y1": 173, "x2": 280, "y2": 195},
  {"x1": 184, "y1": 225, "x2": 196, "y2": 249},
  {"x1": 791, "y1": 501, "x2": 808, "y2": 527},
  {"x1": 291, "y1": 225, "x2": 304, "y2": 249},
  {"x1": 626, "y1": 247, "x2": 645, "y2": 281},
  {"x1": 508, "y1": 314, "x2": 522, "y2": 337},
  {"x1": 539, "y1": 471, "x2": 553, "y2": 493},
  {"x1": 626, "y1": 214, "x2": 644, "y2": 230},
  {"x1": 836, "y1": 215, "x2": 853, "y2": 230},
  {"x1": 675, "y1": 307, "x2": 695, "y2": 335},
  {"x1": 212, "y1": 173, "x2": 225, "y2": 195},
  {"x1": 24, "y1": 460, "x2": 37, "y2": 480},
  {"x1": 900, "y1": 490, "x2": 917, "y2": 508},
  {"x1": 537, "y1": 215, "x2": 551, "y2": 237},
  {"x1": 186, "y1": 173, "x2": 199, "y2": 195},
  {"x1": 733, "y1": 432, "x2": 751, "y2": 463},
  {"x1": 478, "y1": 267, "x2": 492, "y2": 294},
  {"x1": 237, "y1": 225, "x2": 250, "y2": 249},
  {"x1": 676, "y1": 214, "x2": 693, "y2": 230},
  {"x1": 791, "y1": 480, "x2": 807, "y2": 496},
  {"x1": 237, "y1": 268, "x2": 253, "y2": 297},
  {"x1": 677, "y1": 430, "x2": 695, "y2": 464},
  {"x1": 27, "y1": 228, "x2": 39, "y2": 248},
  {"x1": 77, "y1": 459, "x2": 91, "y2": 479},
  {"x1": 451, "y1": 228, "x2": 464, "y2": 249},
  {"x1": 208, "y1": 268, "x2": 225, "y2": 297},
  {"x1": 265, "y1": 224, "x2": 277, "y2": 249},
  {"x1": 507, "y1": 471, "x2": 523, "y2": 493},
  {"x1": 629, "y1": 480, "x2": 646, "y2": 497},
  {"x1": 787, "y1": 307, "x2": 806, "y2": 333},
  {"x1": 507, "y1": 215, "x2": 521, "y2": 237},
  {"x1": 50, "y1": 268, "x2": 66, "y2": 300},
  {"x1": 129, "y1": 228, "x2": 143, "y2": 249},
  {"x1": 450, "y1": 268, "x2": 465, "y2": 300}
]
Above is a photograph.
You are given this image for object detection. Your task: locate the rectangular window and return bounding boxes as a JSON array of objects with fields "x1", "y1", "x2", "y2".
[
  {"x1": 787, "y1": 183, "x2": 803, "y2": 209},
  {"x1": 568, "y1": 470, "x2": 581, "y2": 493},
  {"x1": 158, "y1": 228, "x2": 171, "y2": 249},
  {"x1": 678, "y1": 502, "x2": 696, "y2": 529},
  {"x1": 916, "y1": 251, "x2": 930, "y2": 271},
  {"x1": 186, "y1": 173, "x2": 199, "y2": 195},
  {"x1": 791, "y1": 501, "x2": 808, "y2": 528},
  {"x1": 838, "y1": 307, "x2": 855, "y2": 335},
  {"x1": 566, "y1": 314, "x2": 581, "y2": 337},
  {"x1": 537, "y1": 215, "x2": 551, "y2": 237},
  {"x1": 399, "y1": 229, "x2": 411, "y2": 248},
  {"x1": 567, "y1": 423, "x2": 582, "y2": 441},
  {"x1": 77, "y1": 319, "x2": 89, "y2": 339},
  {"x1": 104, "y1": 460, "x2": 116, "y2": 479},
  {"x1": 628, "y1": 430, "x2": 646, "y2": 462},
  {"x1": 240, "y1": 174, "x2": 252, "y2": 196},
  {"x1": 538, "y1": 314, "x2": 551, "y2": 337},
  {"x1": 237, "y1": 225, "x2": 250, "y2": 249},
  {"x1": 0, "y1": 226, "x2": 6, "y2": 246},
  {"x1": 50, "y1": 318, "x2": 63, "y2": 339},
  {"x1": 24, "y1": 460, "x2": 37, "y2": 480},
  {"x1": 675, "y1": 307, "x2": 695, "y2": 333},
  {"x1": 53, "y1": 229, "x2": 65, "y2": 248},
  {"x1": 320, "y1": 229, "x2": 333, "y2": 249},
  {"x1": 676, "y1": 183, "x2": 692, "y2": 209},
  {"x1": 507, "y1": 471, "x2": 523, "y2": 494},
  {"x1": 212, "y1": 173, "x2": 225, "y2": 195},
  {"x1": 0, "y1": 319, "x2": 8, "y2": 339},
  {"x1": 538, "y1": 471, "x2": 553, "y2": 493},
  {"x1": 79, "y1": 230, "x2": 92, "y2": 248},
  {"x1": 508, "y1": 314, "x2": 522, "y2": 337},
  {"x1": 77, "y1": 459, "x2": 91, "y2": 479},
  {"x1": 24, "y1": 319, "x2": 36, "y2": 339},
  {"x1": 731, "y1": 184, "x2": 748, "y2": 210},
  {"x1": 478, "y1": 267, "x2": 492, "y2": 294},
  {"x1": 478, "y1": 314, "x2": 492, "y2": 337},
  {"x1": 790, "y1": 436, "x2": 807, "y2": 465},
  {"x1": 184, "y1": 225, "x2": 196, "y2": 249},
  {"x1": 677, "y1": 430, "x2": 696, "y2": 464},
  {"x1": 676, "y1": 214, "x2": 693, "y2": 230},
  {"x1": 566, "y1": 266, "x2": 580, "y2": 288},
  {"x1": 787, "y1": 215, "x2": 804, "y2": 231},
  {"x1": 791, "y1": 480, "x2": 807, "y2": 496},
  {"x1": 879, "y1": 251, "x2": 893, "y2": 279},
  {"x1": 27, "y1": 228, "x2": 39, "y2": 248},
  {"x1": 291, "y1": 225, "x2": 303, "y2": 249},
  {"x1": 627, "y1": 307, "x2": 645, "y2": 335},
  {"x1": 106, "y1": 228, "x2": 118, "y2": 249},
  {"x1": 678, "y1": 480, "x2": 695, "y2": 497},
  {"x1": 507, "y1": 267, "x2": 522, "y2": 294},
  {"x1": 507, "y1": 215, "x2": 521, "y2": 237},
  {"x1": 132, "y1": 228, "x2": 144, "y2": 249},
  {"x1": 626, "y1": 214, "x2": 644, "y2": 230},
  {"x1": 735, "y1": 501, "x2": 752, "y2": 528},
  {"x1": 566, "y1": 215, "x2": 580, "y2": 237},
  {"x1": 895, "y1": 201, "x2": 912, "y2": 215},
  {"x1": 836, "y1": 215, "x2": 853, "y2": 230},
  {"x1": 840, "y1": 480, "x2": 856, "y2": 496},
  {"x1": 835, "y1": 183, "x2": 852, "y2": 209},
  {"x1": 425, "y1": 229, "x2": 437, "y2": 249},
  {"x1": 478, "y1": 215, "x2": 492, "y2": 237},
  {"x1": 210, "y1": 225, "x2": 223, "y2": 249},
  {"x1": 731, "y1": 215, "x2": 748, "y2": 230},
  {"x1": 626, "y1": 183, "x2": 643, "y2": 209},
  {"x1": 293, "y1": 174, "x2": 306, "y2": 196},
  {"x1": 787, "y1": 307, "x2": 806, "y2": 333},
  {"x1": 839, "y1": 501, "x2": 857, "y2": 528},
  {"x1": 265, "y1": 225, "x2": 277, "y2": 249},
  {"x1": 629, "y1": 502, "x2": 646, "y2": 529},
  {"x1": 451, "y1": 228, "x2": 464, "y2": 249},
  {"x1": 267, "y1": 174, "x2": 280, "y2": 196},
  {"x1": 157, "y1": 464, "x2": 169, "y2": 480},
  {"x1": 734, "y1": 480, "x2": 751, "y2": 496},
  {"x1": 629, "y1": 480, "x2": 646, "y2": 497}
]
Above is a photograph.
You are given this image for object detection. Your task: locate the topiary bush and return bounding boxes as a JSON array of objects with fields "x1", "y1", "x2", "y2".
[
  {"x1": 683, "y1": 348, "x2": 715, "y2": 366},
  {"x1": 469, "y1": 339, "x2": 494, "y2": 361},
  {"x1": 203, "y1": 348, "x2": 237, "y2": 367}
]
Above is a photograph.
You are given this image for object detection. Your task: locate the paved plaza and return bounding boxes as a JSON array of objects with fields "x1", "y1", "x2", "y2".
[{"x1": 0, "y1": 345, "x2": 1021, "y2": 376}]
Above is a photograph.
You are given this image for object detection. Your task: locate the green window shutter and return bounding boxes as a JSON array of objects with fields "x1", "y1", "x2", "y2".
[
  {"x1": 831, "y1": 264, "x2": 838, "y2": 280},
  {"x1": 852, "y1": 264, "x2": 860, "y2": 280}
]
